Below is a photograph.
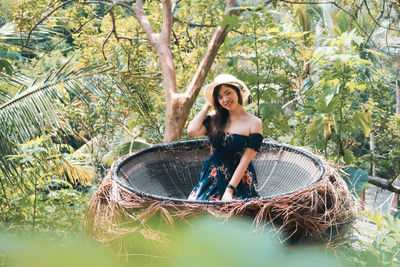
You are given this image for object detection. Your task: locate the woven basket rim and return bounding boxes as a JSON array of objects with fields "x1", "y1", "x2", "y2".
[{"x1": 113, "y1": 139, "x2": 326, "y2": 204}]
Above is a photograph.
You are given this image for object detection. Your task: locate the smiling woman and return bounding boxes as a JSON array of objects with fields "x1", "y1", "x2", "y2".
[{"x1": 187, "y1": 74, "x2": 262, "y2": 201}]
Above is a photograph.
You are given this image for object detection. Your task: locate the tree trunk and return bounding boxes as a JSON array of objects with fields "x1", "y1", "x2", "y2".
[
  {"x1": 162, "y1": 0, "x2": 241, "y2": 143},
  {"x1": 163, "y1": 94, "x2": 192, "y2": 142},
  {"x1": 128, "y1": 0, "x2": 271, "y2": 143},
  {"x1": 393, "y1": 77, "x2": 400, "y2": 210}
]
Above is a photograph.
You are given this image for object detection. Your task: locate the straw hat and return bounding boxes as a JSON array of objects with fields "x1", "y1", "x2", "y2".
[{"x1": 203, "y1": 74, "x2": 250, "y2": 105}]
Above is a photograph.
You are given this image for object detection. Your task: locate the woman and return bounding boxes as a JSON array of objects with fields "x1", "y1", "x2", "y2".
[{"x1": 187, "y1": 74, "x2": 263, "y2": 201}]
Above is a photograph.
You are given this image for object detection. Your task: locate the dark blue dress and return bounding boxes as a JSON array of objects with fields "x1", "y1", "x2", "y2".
[{"x1": 188, "y1": 124, "x2": 263, "y2": 201}]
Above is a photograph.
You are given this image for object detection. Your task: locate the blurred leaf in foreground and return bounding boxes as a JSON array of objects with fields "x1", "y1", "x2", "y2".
[
  {"x1": 172, "y1": 216, "x2": 340, "y2": 267},
  {"x1": 0, "y1": 233, "x2": 117, "y2": 267}
]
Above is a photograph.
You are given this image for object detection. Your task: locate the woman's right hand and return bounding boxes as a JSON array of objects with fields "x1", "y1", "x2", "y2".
[
  {"x1": 204, "y1": 102, "x2": 212, "y2": 110},
  {"x1": 187, "y1": 103, "x2": 212, "y2": 136}
]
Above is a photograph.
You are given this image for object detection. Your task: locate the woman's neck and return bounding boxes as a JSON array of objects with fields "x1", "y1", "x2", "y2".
[{"x1": 229, "y1": 105, "x2": 245, "y2": 118}]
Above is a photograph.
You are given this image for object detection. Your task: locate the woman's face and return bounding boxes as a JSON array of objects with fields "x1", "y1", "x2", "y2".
[{"x1": 217, "y1": 85, "x2": 240, "y2": 111}]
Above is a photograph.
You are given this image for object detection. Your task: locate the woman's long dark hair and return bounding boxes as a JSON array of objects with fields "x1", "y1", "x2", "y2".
[{"x1": 206, "y1": 84, "x2": 242, "y2": 138}]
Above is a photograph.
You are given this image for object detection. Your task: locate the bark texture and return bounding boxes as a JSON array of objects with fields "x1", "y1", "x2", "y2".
[{"x1": 125, "y1": 0, "x2": 244, "y2": 142}]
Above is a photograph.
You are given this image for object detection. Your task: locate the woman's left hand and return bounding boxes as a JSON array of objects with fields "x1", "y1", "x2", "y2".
[{"x1": 222, "y1": 189, "x2": 233, "y2": 201}]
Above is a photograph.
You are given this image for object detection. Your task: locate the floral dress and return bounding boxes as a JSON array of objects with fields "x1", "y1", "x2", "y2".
[{"x1": 188, "y1": 123, "x2": 263, "y2": 201}]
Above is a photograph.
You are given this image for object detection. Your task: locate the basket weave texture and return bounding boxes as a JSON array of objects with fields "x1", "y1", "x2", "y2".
[{"x1": 87, "y1": 139, "x2": 357, "y2": 243}]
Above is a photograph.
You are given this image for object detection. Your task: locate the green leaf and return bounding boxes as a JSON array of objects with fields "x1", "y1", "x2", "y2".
[
  {"x1": 7, "y1": 51, "x2": 22, "y2": 61},
  {"x1": 230, "y1": 36, "x2": 242, "y2": 45},
  {"x1": 260, "y1": 103, "x2": 282, "y2": 121},
  {"x1": 0, "y1": 61, "x2": 125, "y2": 178},
  {"x1": 266, "y1": 27, "x2": 280, "y2": 34},
  {"x1": 325, "y1": 93, "x2": 335, "y2": 106},
  {"x1": 353, "y1": 110, "x2": 371, "y2": 137},
  {"x1": 306, "y1": 116, "x2": 324, "y2": 141},
  {"x1": 175, "y1": 217, "x2": 340, "y2": 267},
  {"x1": 345, "y1": 81, "x2": 367, "y2": 92},
  {"x1": 287, "y1": 31, "x2": 310, "y2": 38},
  {"x1": 342, "y1": 166, "x2": 369, "y2": 196},
  {"x1": 116, "y1": 140, "x2": 150, "y2": 155},
  {"x1": 218, "y1": 14, "x2": 239, "y2": 32},
  {"x1": 0, "y1": 233, "x2": 117, "y2": 267},
  {"x1": 260, "y1": 102, "x2": 289, "y2": 133},
  {"x1": 227, "y1": 57, "x2": 238, "y2": 67},
  {"x1": 0, "y1": 47, "x2": 8, "y2": 58},
  {"x1": 343, "y1": 149, "x2": 355, "y2": 164},
  {"x1": 326, "y1": 94, "x2": 340, "y2": 113},
  {"x1": 249, "y1": 57, "x2": 259, "y2": 65},
  {"x1": 0, "y1": 59, "x2": 12, "y2": 75}
]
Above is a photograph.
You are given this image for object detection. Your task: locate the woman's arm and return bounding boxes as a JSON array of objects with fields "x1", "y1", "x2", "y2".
[
  {"x1": 222, "y1": 117, "x2": 262, "y2": 201},
  {"x1": 222, "y1": 149, "x2": 257, "y2": 200},
  {"x1": 187, "y1": 103, "x2": 212, "y2": 137}
]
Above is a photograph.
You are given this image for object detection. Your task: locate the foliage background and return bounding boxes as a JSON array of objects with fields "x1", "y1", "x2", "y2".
[{"x1": 1, "y1": 0, "x2": 400, "y2": 265}]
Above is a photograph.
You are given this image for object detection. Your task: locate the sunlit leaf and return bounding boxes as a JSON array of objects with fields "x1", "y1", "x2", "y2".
[
  {"x1": 353, "y1": 110, "x2": 371, "y2": 137},
  {"x1": 218, "y1": 14, "x2": 239, "y2": 32}
]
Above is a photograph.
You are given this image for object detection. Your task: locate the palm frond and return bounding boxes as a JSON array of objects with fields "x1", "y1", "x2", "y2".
[
  {"x1": 0, "y1": 22, "x2": 61, "y2": 44},
  {"x1": 59, "y1": 152, "x2": 96, "y2": 185},
  {"x1": 0, "y1": 61, "x2": 125, "y2": 179},
  {"x1": 0, "y1": 86, "x2": 12, "y2": 103},
  {"x1": 0, "y1": 70, "x2": 35, "y2": 97}
]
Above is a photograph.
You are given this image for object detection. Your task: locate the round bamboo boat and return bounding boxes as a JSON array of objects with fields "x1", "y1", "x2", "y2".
[{"x1": 87, "y1": 139, "x2": 357, "y2": 243}]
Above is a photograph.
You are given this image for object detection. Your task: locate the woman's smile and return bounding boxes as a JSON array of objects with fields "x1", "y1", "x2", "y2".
[
  {"x1": 218, "y1": 85, "x2": 238, "y2": 110},
  {"x1": 224, "y1": 100, "x2": 233, "y2": 108}
]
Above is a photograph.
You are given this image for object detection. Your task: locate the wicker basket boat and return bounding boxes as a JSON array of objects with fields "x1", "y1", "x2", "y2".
[{"x1": 87, "y1": 139, "x2": 357, "y2": 243}]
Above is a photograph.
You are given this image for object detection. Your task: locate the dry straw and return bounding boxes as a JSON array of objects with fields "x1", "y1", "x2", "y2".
[{"x1": 86, "y1": 141, "x2": 358, "y2": 245}]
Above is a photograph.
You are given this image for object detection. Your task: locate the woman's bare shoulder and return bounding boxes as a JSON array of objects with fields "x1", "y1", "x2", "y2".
[
  {"x1": 245, "y1": 112, "x2": 262, "y2": 124},
  {"x1": 246, "y1": 113, "x2": 262, "y2": 134}
]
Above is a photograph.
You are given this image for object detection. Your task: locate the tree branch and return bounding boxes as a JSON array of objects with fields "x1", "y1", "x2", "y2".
[
  {"x1": 369, "y1": 176, "x2": 400, "y2": 194},
  {"x1": 386, "y1": 2, "x2": 392, "y2": 53},
  {"x1": 185, "y1": 0, "x2": 256, "y2": 100},
  {"x1": 119, "y1": 0, "x2": 177, "y2": 97},
  {"x1": 24, "y1": 0, "x2": 75, "y2": 48},
  {"x1": 278, "y1": 0, "x2": 335, "y2": 4},
  {"x1": 173, "y1": 16, "x2": 243, "y2": 34},
  {"x1": 185, "y1": 27, "x2": 195, "y2": 50},
  {"x1": 365, "y1": 0, "x2": 385, "y2": 45},
  {"x1": 102, "y1": 9, "x2": 124, "y2": 60},
  {"x1": 133, "y1": 0, "x2": 158, "y2": 46},
  {"x1": 173, "y1": 16, "x2": 217, "y2": 28},
  {"x1": 33, "y1": 3, "x2": 116, "y2": 67},
  {"x1": 81, "y1": 0, "x2": 114, "y2": 4},
  {"x1": 110, "y1": 9, "x2": 118, "y2": 39},
  {"x1": 160, "y1": 0, "x2": 173, "y2": 43},
  {"x1": 352, "y1": 1, "x2": 364, "y2": 19},
  {"x1": 101, "y1": 8, "x2": 135, "y2": 60},
  {"x1": 102, "y1": 29, "x2": 113, "y2": 61},
  {"x1": 109, "y1": 9, "x2": 135, "y2": 42},
  {"x1": 332, "y1": 2, "x2": 387, "y2": 55},
  {"x1": 364, "y1": 0, "x2": 400, "y2": 32}
]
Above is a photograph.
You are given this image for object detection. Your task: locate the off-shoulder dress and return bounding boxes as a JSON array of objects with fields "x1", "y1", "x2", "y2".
[{"x1": 188, "y1": 117, "x2": 263, "y2": 201}]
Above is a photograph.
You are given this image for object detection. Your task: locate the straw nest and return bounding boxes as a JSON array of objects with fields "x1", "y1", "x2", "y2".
[{"x1": 86, "y1": 148, "x2": 358, "y2": 245}]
